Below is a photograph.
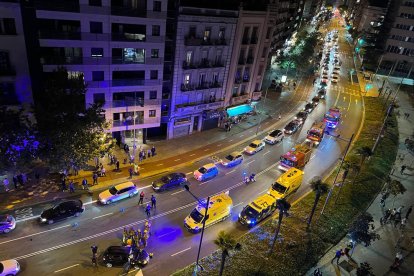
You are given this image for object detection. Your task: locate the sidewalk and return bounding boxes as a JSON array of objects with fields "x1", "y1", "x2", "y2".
[
  {"x1": 307, "y1": 89, "x2": 414, "y2": 276},
  {"x1": 0, "y1": 80, "x2": 308, "y2": 211}
]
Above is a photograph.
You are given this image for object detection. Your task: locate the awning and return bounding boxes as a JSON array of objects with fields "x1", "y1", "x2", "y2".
[{"x1": 226, "y1": 104, "x2": 253, "y2": 117}]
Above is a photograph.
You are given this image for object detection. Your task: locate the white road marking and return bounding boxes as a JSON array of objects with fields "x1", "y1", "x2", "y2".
[
  {"x1": 0, "y1": 224, "x2": 71, "y2": 245},
  {"x1": 156, "y1": 164, "x2": 163, "y2": 166},
  {"x1": 264, "y1": 151, "x2": 271, "y2": 156},
  {"x1": 92, "y1": 212, "x2": 113, "y2": 220},
  {"x1": 259, "y1": 189, "x2": 268, "y2": 194},
  {"x1": 171, "y1": 247, "x2": 191, "y2": 257},
  {"x1": 54, "y1": 264, "x2": 79, "y2": 273},
  {"x1": 204, "y1": 149, "x2": 209, "y2": 152},
  {"x1": 157, "y1": 230, "x2": 177, "y2": 238},
  {"x1": 246, "y1": 159, "x2": 255, "y2": 165},
  {"x1": 199, "y1": 180, "x2": 211, "y2": 186},
  {"x1": 171, "y1": 190, "x2": 185, "y2": 196},
  {"x1": 84, "y1": 200, "x2": 97, "y2": 206},
  {"x1": 174, "y1": 159, "x2": 181, "y2": 162},
  {"x1": 233, "y1": 202, "x2": 244, "y2": 208},
  {"x1": 16, "y1": 215, "x2": 40, "y2": 223},
  {"x1": 225, "y1": 170, "x2": 236, "y2": 175},
  {"x1": 240, "y1": 134, "x2": 244, "y2": 137},
  {"x1": 217, "y1": 144, "x2": 222, "y2": 147},
  {"x1": 229, "y1": 139, "x2": 233, "y2": 142},
  {"x1": 186, "y1": 172, "x2": 192, "y2": 175},
  {"x1": 189, "y1": 153, "x2": 196, "y2": 156}
]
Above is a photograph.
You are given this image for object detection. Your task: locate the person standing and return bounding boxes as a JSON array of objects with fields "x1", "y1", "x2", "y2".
[
  {"x1": 406, "y1": 206, "x2": 412, "y2": 220},
  {"x1": 331, "y1": 249, "x2": 343, "y2": 264},
  {"x1": 151, "y1": 195, "x2": 156, "y2": 209},
  {"x1": 82, "y1": 178, "x2": 88, "y2": 190},
  {"x1": 69, "y1": 180, "x2": 75, "y2": 193},
  {"x1": 2, "y1": 178, "x2": 10, "y2": 192},
  {"x1": 92, "y1": 172, "x2": 98, "y2": 185},
  {"x1": 129, "y1": 167, "x2": 133, "y2": 179},
  {"x1": 151, "y1": 146, "x2": 156, "y2": 156},
  {"x1": 145, "y1": 204, "x2": 151, "y2": 218},
  {"x1": 101, "y1": 167, "x2": 106, "y2": 177},
  {"x1": 12, "y1": 175, "x2": 18, "y2": 189},
  {"x1": 400, "y1": 165, "x2": 406, "y2": 175},
  {"x1": 116, "y1": 160, "x2": 120, "y2": 171},
  {"x1": 61, "y1": 177, "x2": 67, "y2": 192},
  {"x1": 148, "y1": 149, "x2": 152, "y2": 158},
  {"x1": 139, "y1": 151, "x2": 143, "y2": 163},
  {"x1": 138, "y1": 191, "x2": 145, "y2": 205}
]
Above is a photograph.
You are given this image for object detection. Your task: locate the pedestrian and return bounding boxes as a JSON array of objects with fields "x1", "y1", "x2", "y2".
[
  {"x1": 116, "y1": 160, "x2": 120, "y2": 171},
  {"x1": 278, "y1": 113, "x2": 282, "y2": 120},
  {"x1": 17, "y1": 174, "x2": 23, "y2": 187},
  {"x1": 313, "y1": 268, "x2": 322, "y2": 276},
  {"x1": 82, "y1": 178, "x2": 88, "y2": 190},
  {"x1": 128, "y1": 167, "x2": 133, "y2": 179},
  {"x1": 138, "y1": 191, "x2": 145, "y2": 205},
  {"x1": 390, "y1": 208, "x2": 397, "y2": 221},
  {"x1": 151, "y1": 195, "x2": 156, "y2": 209},
  {"x1": 2, "y1": 178, "x2": 10, "y2": 192},
  {"x1": 400, "y1": 165, "x2": 406, "y2": 175},
  {"x1": 407, "y1": 113, "x2": 410, "y2": 119},
  {"x1": 406, "y1": 206, "x2": 412, "y2": 220},
  {"x1": 61, "y1": 178, "x2": 67, "y2": 191},
  {"x1": 145, "y1": 204, "x2": 151, "y2": 218},
  {"x1": 396, "y1": 205, "x2": 404, "y2": 215},
  {"x1": 139, "y1": 151, "x2": 143, "y2": 163},
  {"x1": 92, "y1": 172, "x2": 98, "y2": 185},
  {"x1": 344, "y1": 242, "x2": 353, "y2": 260},
  {"x1": 148, "y1": 149, "x2": 152, "y2": 158},
  {"x1": 331, "y1": 249, "x2": 343, "y2": 264},
  {"x1": 151, "y1": 146, "x2": 156, "y2": 156},
  {"x1": 12, "y1": 175, "x2": 18, "y2": 189},
  {"x1": 142, "y1": 149, "x2": 146, "y2": 160},
  {"x1": 394, "y1": 212, "x2": 402, "y2": 228},
  {"x1": 69, "y1": 180, "x2": 75, "y2": 193},
  {"x1": 400, "y1": 218, "x2": 407, "y2": 230},
  {"x1": 91, "y1": 245, "x2": 98, "y2": 266},
  {"x1": 101, "y1": 167, "x2": 106, "y2": 177}
]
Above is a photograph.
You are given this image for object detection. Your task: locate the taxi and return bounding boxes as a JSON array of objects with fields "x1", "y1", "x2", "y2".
[
  {"x1": 244, "y1": 140, "x2": 265, "y2": 155},
  {"x1": 193, "y1": 163, "x2": 219, "y2": 181}
]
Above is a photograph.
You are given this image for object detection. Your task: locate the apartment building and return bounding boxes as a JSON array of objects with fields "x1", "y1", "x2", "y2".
[
  {"x1": 0, "y1": 0, "x2": 33, "y2": 106},
  {"x1": 20, "y1": 0, "x2": 167, "y2": 145},
  {"x1": 168, "y1": 6, "x2": 238, "y2": 138}
]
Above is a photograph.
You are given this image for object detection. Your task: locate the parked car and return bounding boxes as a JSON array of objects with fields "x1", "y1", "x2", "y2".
[
  {"x1": 220, "y1": 151, "x2": 243, "y2": 167},
  {"x1": 0, "y1": 215, "x2": 16, "y2": 234},
  {"x1": 0, "y1": 259, "x2": 20, "y2": 276},
  {"x1": 264, "y1": 129, "x2": 284, "y2": 145},
  {"x1": 244, "y1": 140, "x2": 265, "y2": 154},
  {"x1": 331, "y1": 75, "x2": 339, "y2": 83},
  {"x1": 318, "y1": 89, "x2": 326, "y2": 99},
  {"x1": 304, "y1": 102, "x2": 315, "y2": 113},
  {"x1": 311, "y1": 96, "x2": 320, "y2": 106},
  {"x1": 152, "y1": 173, "x2": 187, "y2": 192},
  {"x1": 98, "y1": 182, "x2": 139, "y2": 205},
  {"x1": 294, "y1": 111, "x2": 308, "y2": 122},
  {"x1": 39, "y1": 200, "x2": 84, "y2": 224},
  {"x1": 284, "y1": 120, "x2": 302, "y2": 134},
  {"x1": 194, "y1": 163, "x2": 219, "y2": 181},
  {"x1": 102, "y1": 246, "x2": 150, "y2": 268}
]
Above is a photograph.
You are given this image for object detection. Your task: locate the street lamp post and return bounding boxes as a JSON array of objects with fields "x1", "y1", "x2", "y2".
[
  {"x1": 320, "y1": 133, "x2": 354, "y2": 215},
  {"x1": 184, "y1": 185, "x2": 209, "y2": 275}
]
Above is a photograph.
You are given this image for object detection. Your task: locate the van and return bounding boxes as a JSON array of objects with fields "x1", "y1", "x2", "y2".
[
  {"x1": 268, "y1": 168, "x2": 304, "y2": 199},
  {"x1": 193, "y1": 163, "x2": 219, "y2": 181},
  {"x1": 184, "y1": 192, "x2": 233, "y2": 233},
  {"x1": 238, "y1": 193, "x2": 277, "y2": 227}
]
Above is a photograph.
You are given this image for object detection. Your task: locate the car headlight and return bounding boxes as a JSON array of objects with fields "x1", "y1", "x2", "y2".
[
  {"x1": 247, "y1": 220, "x2": 252, "y2": 224},
  {"x1": 195, "y1": 226, "x2": 199, "y2": 230},
  {"x1": 100, "y1": 198, "x2": 106, "y2": 203},
  {"x1": 238, "y1": 213, "x2": 241, "y2": 218},
  {"x1": 222, "y1": 162, "x2": 228, "y2": 166},
  {"x1": 142, "y1": 260, "x2": 148, "y2": 265},
  {"x1": 41, "y1": 218, "x2": 47, "y2": 222}
]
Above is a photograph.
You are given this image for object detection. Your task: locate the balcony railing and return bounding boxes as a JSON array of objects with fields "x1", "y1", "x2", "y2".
[
  {"x1": 175, "y1": 100, "x2": 225, "y2": 113},
  {"x1": 35, "y1": 0, "x2": 80, "y2": 12},
  {"x1": 112, "y1": 117, "x2": 160, "y2": 127},
  {"x1": 41, "y1": 56, "x2": 83, "y2": 65},
  {"x1": 87, "y1": 79, "x2": 162, "y2": 88},
  {"x1": 38, "y1": 30, "x2": 81, "y2": 40},
  {"x1": 238, "y1": 58, "x2": 246, "y2": 65},
  {"x1": 111, "y1": 6, "x2": 146, "y2": 17},
  {"x1": 182, "y1": 60, "x2": 224, "y2": 69},
  {"x1": 0, "y1": 67, "x2": 16, "y2": 76},
  {"x1": 180, "y1": 81, "x2": 223, "y2": 92},
  {"x1": 246, "y1": 56, "x2": 254, "y2": 64},
  {"x1": 250, "y1": 36, "x2": 258, "y2": 44},
  {"x1": 184, "y1": 36, "x2": 229, "y2": 46},
  {"x1": 107, "y1": 99, "x2": 161, "y2": 108}
]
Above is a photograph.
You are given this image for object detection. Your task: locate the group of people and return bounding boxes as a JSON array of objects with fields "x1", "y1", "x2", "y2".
[
  {"x1": 243, "y1": 173, "x2": 256, "y2": 184},
  {"x1": 138, "y1": 146, "x2": 157, "y2": 163},
  {"x1": 122, "y1": 220, "x2": 151, "y2": 249},
  {"x1": 330, "y1": 241, "x2": 354, "y2": 264},
  {"x1": 2, "y1": 173, "x2": 31, "y2": 192},
  {"x1": 380, "y1": 205, "x2": 412, "y2": 229}
]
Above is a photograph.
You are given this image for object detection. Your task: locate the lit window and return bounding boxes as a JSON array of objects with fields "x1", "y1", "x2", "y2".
[{"x1": 149, "y1": 110, "x2": 156, "y2": 117}]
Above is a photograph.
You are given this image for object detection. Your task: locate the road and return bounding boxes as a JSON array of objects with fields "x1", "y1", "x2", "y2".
[{"x1": 0, "y1": 16, "x2": 363, "y2": 276}]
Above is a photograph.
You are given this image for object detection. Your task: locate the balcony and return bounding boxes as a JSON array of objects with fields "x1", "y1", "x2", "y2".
[
  {"x1": 250, "y1": 36, "x2": 258, "y2": 44},
  {"x1": 231, "y1": 94, "x2": 250, "y2": 105},
  {"x1": 112, "y1": 117, "x2": 160, "y2": 128},
  {"x1": 182, "y1": 60, "x2": 224, "y2": 70},
  {"x1": 111, "y1": 33, "x2": 146, "y2": 42},
  {"x1": 38, "y1": 30, "x2": 81, "y2": 40},
  {"x1": 242, "y1": 37, "x2": 250, "y2": 45},
  {"x1": 238, "y1": 58, "x2": 246, "y2": 65},
  {"x1": 0, "y1": 67, "x2": 16, "y2": 76},
  {"x1": 180, "y1": 81, "x2": 223, "y2": 92},
  {"x1": 87, "y1": 79, "x2": 161, "y2": 88},
  {"x1": 35, "y1": 0, "x2": 80, "y2": 12},
  {"x1": 175, "y1": 100, "x2": 225, "y2": 113},
  {"x1": 246, "y1": 56, "x2": 254, "y2": 64},
  {"x1": 185, "y1": 36, "x2": 228, "y2": 46},
  {"x1": 41, "y1": 56, "x2": 83, "y2": 65},
  {"x1": 184, "y1": 36, "x2": 203, "y2": 46},
  {"x1": 108, "y1": 99, "x2": 161, "y2": 108},
  {"x1": 215, "y1": 38, "x2": 227, "y2": 45},
  {"x1": 111, "y1": 6, "x2": 146, "y2": 17}
]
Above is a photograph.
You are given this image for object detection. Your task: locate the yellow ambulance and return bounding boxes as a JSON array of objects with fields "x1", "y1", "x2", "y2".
[{"x1": 268, "y1": 168, "x2": 304, "y2": 199}]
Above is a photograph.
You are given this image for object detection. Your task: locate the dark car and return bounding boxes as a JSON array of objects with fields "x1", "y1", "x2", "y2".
[
  {"x1": 304, "y1": 102, "x2": 315, "y2": 113},
  {"x1": 295, "y1": 111, "x2": 308, "y2": 122},
  {"x1": 39, "y1": 200, "x2": 84, "y2": 224},
  {"x1": 318, "y1": 89, "x2": 326, "y2": 99},
  {"x1": 103, "y1": 246, "x2": 150, "y2": 268},
  {"x1": 311, "y1": 96, "x2": 320, "y2": 106},
  {"x1": 152, "y1": 172, "x2": 187, "y2": 192},
  {"x1": 0, "y1": 214, "x2": 16, "y2": 233},
  {"x1": 284, "y1": 119, "x2": 302, "y2": 134}
]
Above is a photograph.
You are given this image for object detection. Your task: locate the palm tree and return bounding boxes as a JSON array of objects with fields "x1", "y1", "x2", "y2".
[
  {"x1": 269, "y1": 198, "x2": 291, "y2": 255},
  {"x1": 308, "y1": 177, "x2": 330, "y2": 226},
  {"x1": 348, "y1": 159, "x2": 361, "y2": 185},
  {"x1": 214, "y1": 230, "x2": 237, "y2": 276},
  {"x1": 355, "y1": 146, "x2": 372, "y2": 167}
]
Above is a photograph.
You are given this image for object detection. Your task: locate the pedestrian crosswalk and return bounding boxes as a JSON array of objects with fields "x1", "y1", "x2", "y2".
[{"x1": 329, "y1": 86, "x2": 361, "y2": 96}]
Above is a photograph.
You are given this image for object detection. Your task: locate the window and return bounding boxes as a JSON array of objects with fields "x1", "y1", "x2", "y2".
[
  {"x1": 92, "y1": 71, "x2": 104, "y2": 81},
  {"x1": 93, "y1": 93, "x2": 105, "y2": 104},
  {"x1": 150, "y1": 70, "x2": 158, "y2": 79},
  {"x1": 184, "y1": 74, "x2": 190, "y2": 85},
  {"x1": 266, "y1": 27, "x2": 271, "y2": 39},
  {"x1": 152, "y1": 25, "x2": 160, "y2": 36},
  {"x1": 262, "y1": 47, "x2": 268, "y2": 58},
  {"x1": 149, "y1": 110, "x2": 156, "y2": 117},
  {"x1": 149, "y1": 90, "x2": 157, "y2": 99},
  {"x1": 258, "y1": 65, "x2": 264, "y2": 76},
  {"x1": 0, "y1": 51, "x2": 11, "y2": 71},
  {"x1": 90, "y1": 22, "x2": 103, "y2": 34},
  {"x1": 122, "y1": 48, "x2": 145, "y2": 63},
  {"x1": 189, "y1": 26, "x2": 196, "y2": 38},
  {"x1": 219, "y1": 27, "x2": 225, "y2": 39},
  {"x1": 0, "y1": 18, "x2": 16, "y2": 35},
  {"x1": 203, "y1": 27, "x2": 211, "y2": 42},
  {"x1": 212, "y1": 72, "x2": 219, "y2": 83},
  {"x1": 186, "y1": 51, "x2": 192, "y2": 64},
  {"x1": 151, "y1": 49, "x2": 159, "y2": 58},
  {"x1": 91, "y1": 48, "x2": 103, "y2": 57},
  {"x1": 232, "y1": 86, "x2": 239, "y2": 96},
  {"x1": 89, "y1": 0, "x2": 102, "y2": 6},
  {"x1": 153, "y1": 1, "x2": 161, "y2": 11}
]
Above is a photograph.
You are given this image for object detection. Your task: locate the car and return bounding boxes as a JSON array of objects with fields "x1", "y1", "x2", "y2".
[
  {"x1": 0, "y1": 259, "x2": 20, "y2": 276},
  {"x1": 323, "y1": 65, "x2": 329, "y2": 71},
  {"x1": 98, "y1": 182, "x2": 139, "y2": 205},
  {"x1": 264, "y1": 129, "x2": 284, "y2": 144},
  {"x1": 221, "y1": 151, "x2": 243, "y2": 167},
  {"x1": 152, "y1": 173, "x2": 188, "y2": 191},
  {"x1": 244, "y1": 140, "x2": 265, "y2": 154},
  {"x1": 102, "y1": 246, "x2": 150, "y2": 268},
  {"x1": 318, "y1": 89, "x2": 326, "y2": 99},
  {"x1": 304, "y1": 102, "x2": 315, "y2": 113},
  {"x1": 39, "y1": 200, "x2": 84, "y2": 224},
  {"x1": 0, "y1": 215, "x2": 16, "y2": 234},
  {"x1": 294, "y1": 111, "x2": 308, "y2": 122},
  {"x1": 334, "y1": 66, "x2": 341, "y2": 72},
  {"x1": 312, "y1": 96, "x2": 320, "y2": 106},
  {"x1": 194, "y1": 163, "x2": 219, "y2": 181},
  {"x1": 283, "y1": 120, "x2": 302, "y2": 134},
  {"x1": 321, "y1": 75, "x2": 329, "y2": 83},
  {"x1": 331, "y1": 76, "x2": 339, "y2": 83}
]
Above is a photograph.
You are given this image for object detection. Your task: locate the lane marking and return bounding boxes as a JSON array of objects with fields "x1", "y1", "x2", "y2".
[
  {"x1": 233, "y1": 202, "x2": 244, "y2": 208},
  {"x1": 259, "y1": 189, "x2": 268, "y2": 194},
  {"x1": 246, "y1": 159, "x2": 255, "y2": 166},
  {"x1": 92, "y1": 212, "x2": 113, "y2": 220},
  {"x1": 185, "y1": 172, "x2": 192, "y2": 175},
  {"x1": 217, "y1": 144, "x2": 222, "y2": 147},
  {"x1": 263, "y1": 151, "x2": 271, "y2": 156},
  {"x1": 54, "y1": 264, "x2": 79, "y2": 273},
  {"x1": 225, "y1": 170, "x2": 236, "y2": 175},
  {"x1": 84, "y1": 200, "x2": 97, "y2": 206},
  {"x1": 199, "y1": 180, "x2": 211, "y2": 186},
  {"x1": 158, "y1": 230, "x2": 177, "y2": 238},
  {"x1": 347, "y1": 94, "x2": 352, "y2": 111},
  {"x1": 16, "y1": 215, "x2": 40, "y2": 223},
  {"x1": 171, "y1": 247, "x2": 191, "y2": 257},
  {"x1": 189, "y1": 154, "x2": 196, "y2": 157},
  {"x1": 171, "y1": 190, "x2": 185, "y2": 196},
  {"x1": 239, "y1": 134, "x2": 244, "y2": 137},
  {"x1": 0, "y1": 224, "x2": 71, "y2": 245},
  {"x1": 229, "y1": 139, "x2": 233, "y2": 142},
  {"x1": 174, "y1": 159, "x2": 181, "y2": 162},
  {"x1": 204, "y1": 149, "x2": 209, "y2": 152}
]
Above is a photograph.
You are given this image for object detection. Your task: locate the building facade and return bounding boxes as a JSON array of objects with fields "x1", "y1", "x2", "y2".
[
  {"x1": 168, "y1": 6, "x2": 238, "y2": 138},
  {"x1": 21, "y1": 0, "x2": 167, "y2": 145},
  {"x1": 0, "y1": 0, "x2": 33, "y2": 106}
]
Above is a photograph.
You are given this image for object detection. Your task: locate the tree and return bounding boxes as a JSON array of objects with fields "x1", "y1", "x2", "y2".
[
  {"x1": 386, "y1": 180, "x2": 406, "y2": 206},
  {"x1": 356, "y1": 262, "x2": 375, "y2": 276},
  {"x1": 349, "y1": 212, "x2": 380, "y2": 256},
  {"x1": 214, "y1": 230, "x2": 237, "y2": 276},
  {"x1": 308, "y1": 177, "x2": 330, "y2": 226},
  {"x1": 269, "y1": 199, "x2": 291, "y2": 255},
  {"x1": 35, "y1": 67, "x2": 114, "y2": 171},
  {"x1": 0, "y1": 106, "x2": 40, "y2": 175},
  {"x1": 355, "y1": 146, "x2": 373, "y2": 167}
]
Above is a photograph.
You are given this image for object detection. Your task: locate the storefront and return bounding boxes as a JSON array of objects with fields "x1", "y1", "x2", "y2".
[{"x1": 202, "y1": 110, "x2": 226, "y2": 131}]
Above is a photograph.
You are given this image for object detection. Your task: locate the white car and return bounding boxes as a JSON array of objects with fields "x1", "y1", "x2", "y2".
[
  {"x1": 98, "y1": 182, "x2": 139, "y2": 204},
  {"x1": 244, "y1": 140, "x2": 265, "y2": 154},
  {"x1": 264, "y1": 129, "x2": 284, "y2": 145},
  {"x1": 0, "y1": 259, "x2": 20, "y2": 276},
  {"x1": 331, "y1": 76, "x2": 339, "y2": 83}
]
